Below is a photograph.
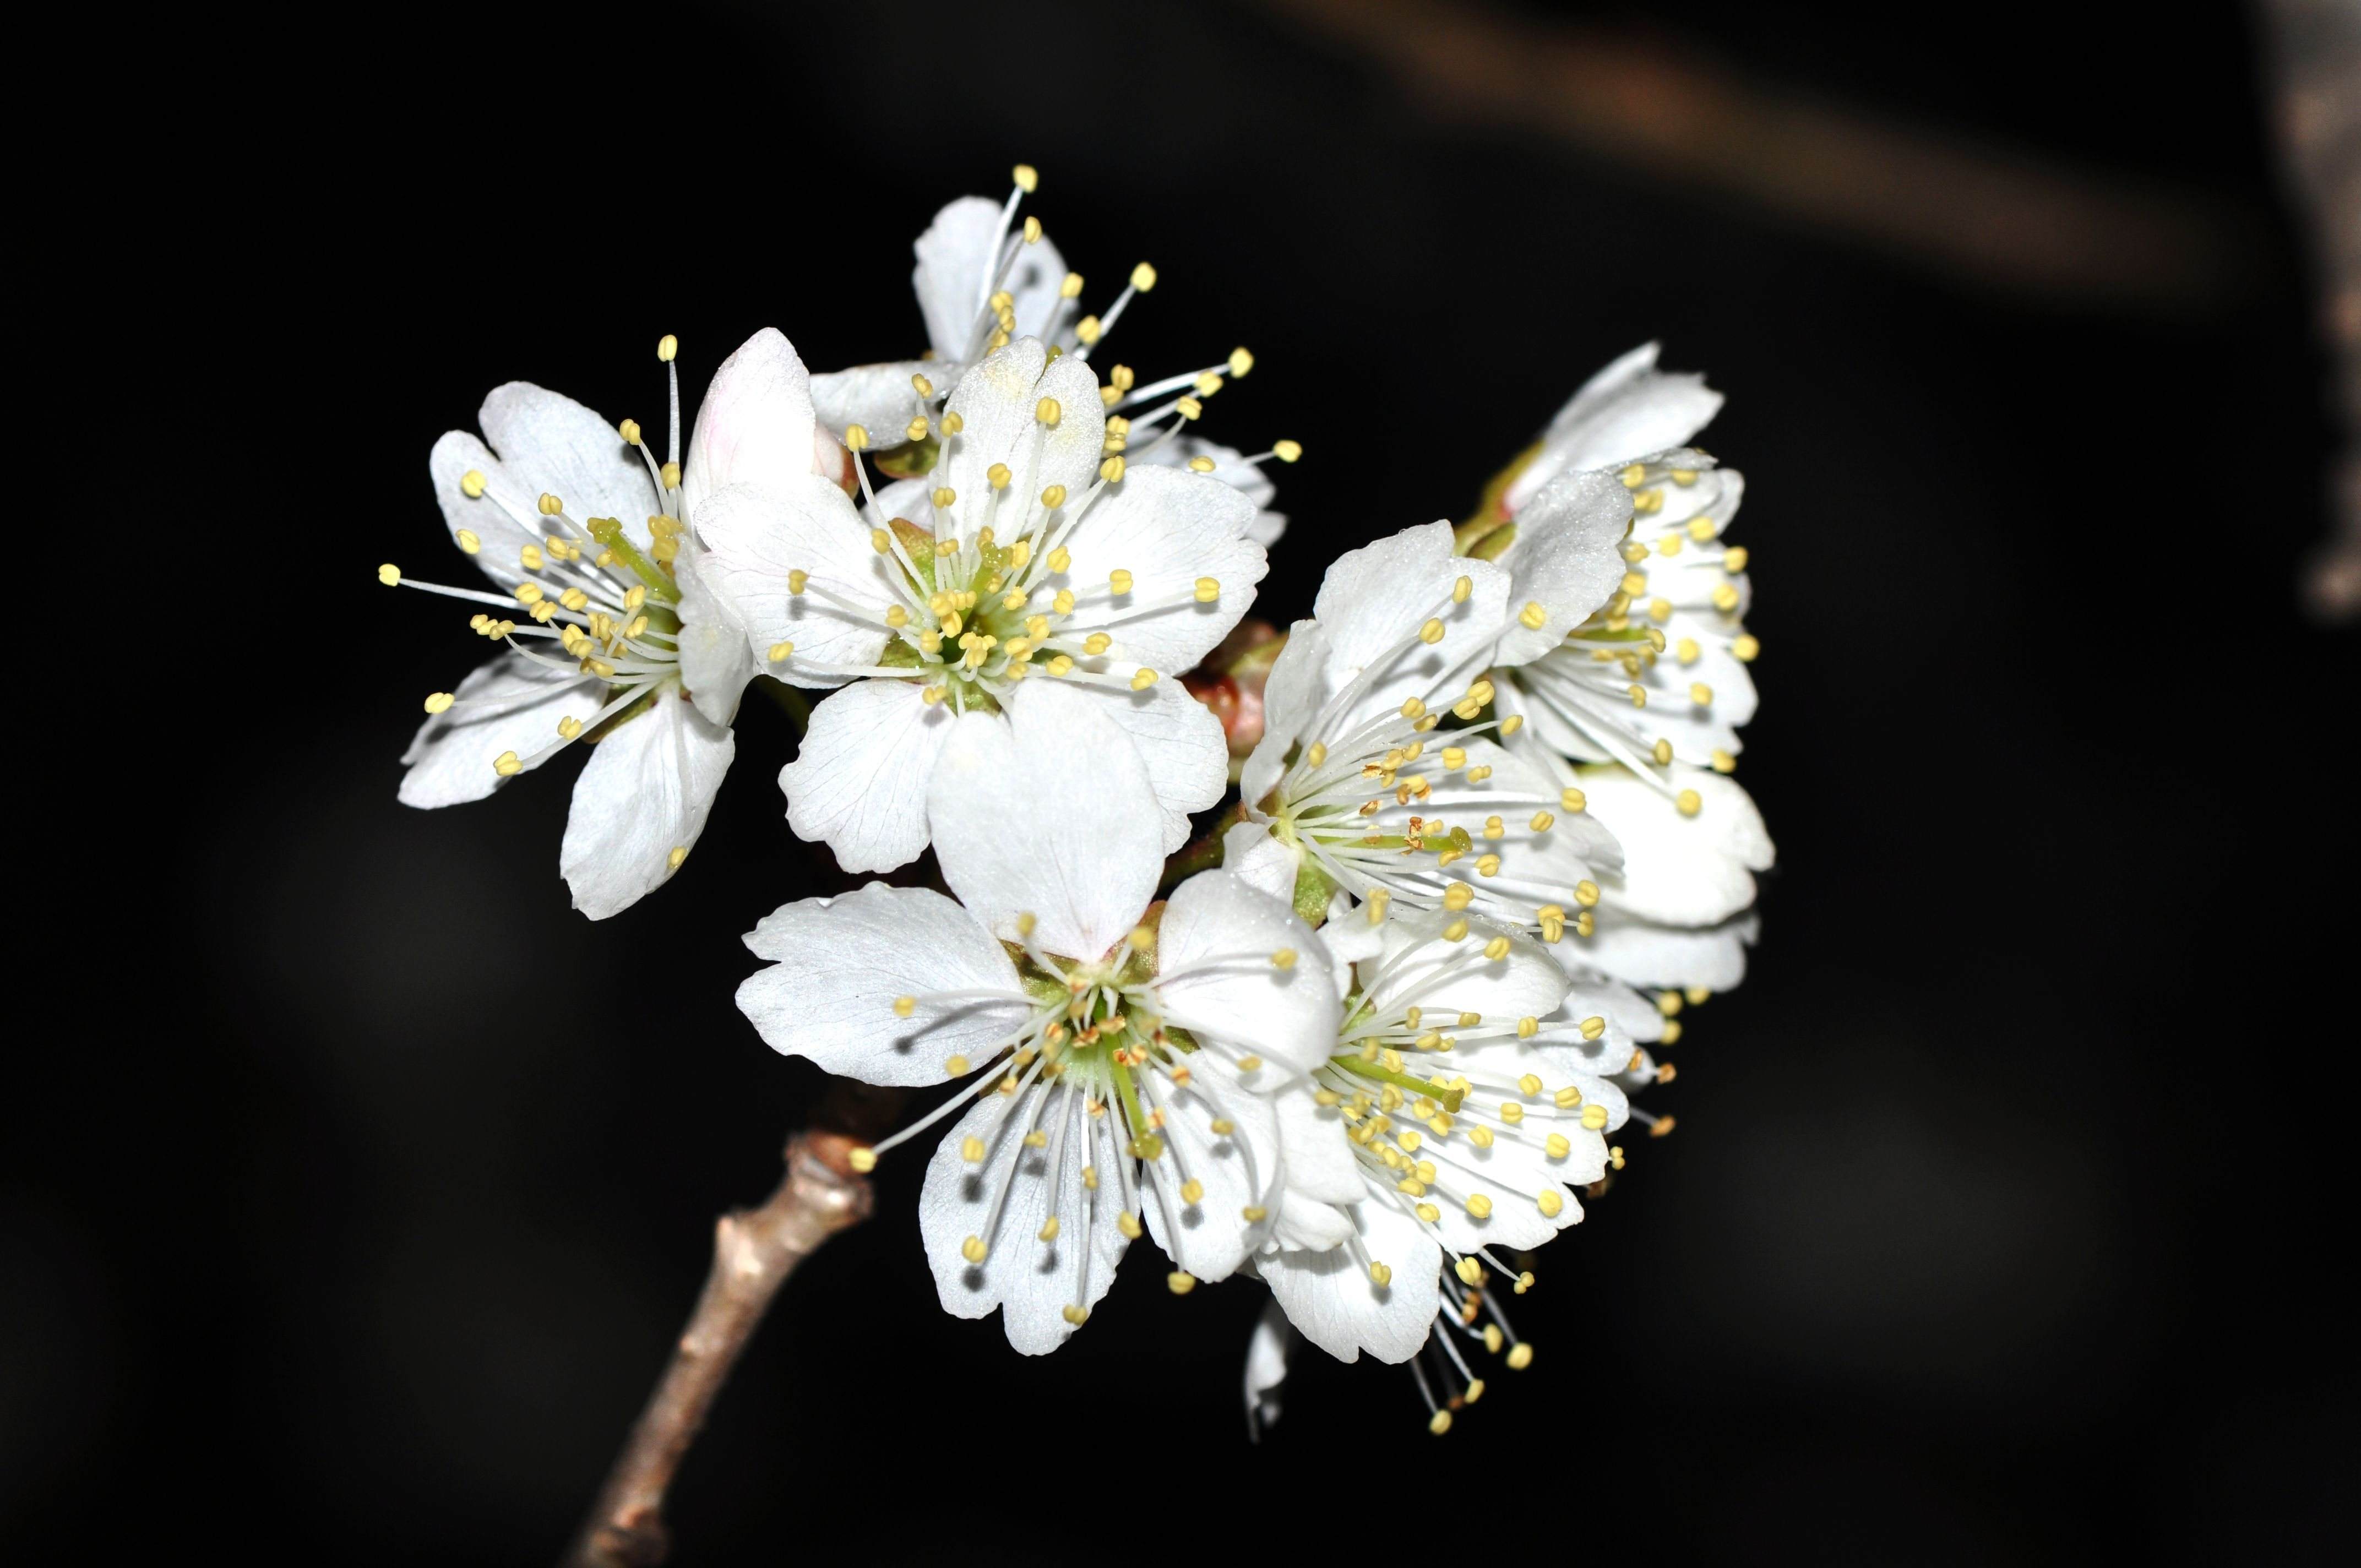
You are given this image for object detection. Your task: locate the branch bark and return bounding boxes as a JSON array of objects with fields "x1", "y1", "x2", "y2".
[{"x1": 561, "y1": 1126, "x2": 876, "y2": 1568}]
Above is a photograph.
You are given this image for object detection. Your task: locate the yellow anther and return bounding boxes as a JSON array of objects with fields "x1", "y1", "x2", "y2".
[
  {"x1": 1178, "y1": 1177, "x2": 1206, "y2": 1206},
  {"x1": 1416, "y1": 616, "x2": 1447, "y2": 646},
  {"x1": 1455, "y1": 1256, "x2": 1484, "y2": 1287},
  {"x1": 944, "y1": 1054, "x2": 970, "y2": 1075},
  {"x1": 453, "y1": 529, "x2": 482, "y2": 557},
  {"x1": 1465, "y1": 1193, "x2": 1493, "y2": 1219},
  {"x1": 1586, "y1": 1104, "x2": 1614, "y2": 1131},
  {"x1": 1195, "y1": 576, "x2": 1221, "y2": 603},
  {"x1": 1174, "y1": 396, "x2": 1203, "y2": 421},
  {"x1": 1046, "y1": 655, "x2": 1074, "y2": 677},
  {"x1": 870, "y1": 527, "x2": 893, "y2": 554},
  {"x1": 418, "y1": 692, "x2": 456, "y2": 716},
  {"x1": 1506, "y1": 1342, "x2": 1535, "y2": 1370},
  {"x1": 1676, "y1": 789, "x2": 1703, "y2": 816},
  {"x1": 659, "y1": 462, "x2": 681, "y2": 491},
  {"x1": 1429, "y1": 1410, "x2": 1454, "y2": 1436},
  {"x1": 656, "y1": 334, "x2": 678, "y2": 363},
  {"x1": 1441, "y1": 884, "x2": 1474, "y2": 912},
  {"x1": 1032, "y1": 395, "x2": 1063, "y2": 427},
  {"x1": 1270, "y1": 948, "x2": 1298, "y2": 970},
  {"x1": 768, "y1": 641, "x2": 795, "y2": 662},
  {"x1": 848, "y1": 1147, "x2": 878, "y2": 1174},
  {"x1": 1482, "y1": 935, "x2": 1510, "y2": 961},
  {"x1": 1108, "y1": 568, "x2": 1134, "y2": 595},
  {"x1": 1130, "y1": 668, "x2": 1158, "y2": 691},
  {"x1": 1711, "y1": 748, "x2": 1738, "y2": 774},
  {"x1": 1130, "y1": 261, "x2": 1157, "y2": 291},
  {"x1": 1237, "y1": 1055, "x2": 1263, "y2": 1071},
  {"x1": 666, "y1": 846, "x2": 689, "y2": 871},
  {"x1": 909, "y1": 371, "x2": 935, "y2": 400},
  {"x1": 982, "y1": 462, "x2": 1012, "y2": 493},
  {"x1": 1499, "y1": 1102, "x2": 1525, "y2": 1124},
  {"x1": 1021, "y1": 214, "x2": 1043, "y2": 244},
  {"x1": 1011, "y1": 162, "x2": 1038, "y2": 192},
  {"x1": 961, "y1": 1136, "x2": 986, "y2": 1163},
  {"x1": 1545, "y1": 1133, "x2": 1571, "y2": 1159},
  {"x1": 459, "y1": 470, "x2": 487, "y2": 499},
  {"x1": 377, "y1": 563, "x2": 401, "y2": 586},
  {"x1": 1401, "y1": 698, "x2": 1427, "y2": 720},
  {"x1": 493, "y1": 751, "x2": 523, "y2": 777},
  {"x1": 1415, "y1": 1202, "x2": 1441, "y2": 1224},
  {"x1": 1711, "y1": 583, "x2": 1741, "y2": 612},
  {"x1": 932, "y1": 487, "x2": 956, "y2": 509},
  {"x1": 1124, "y1": 924, "x2": 1156, "y2": 953},
  {"x1": 1442, "y1": 918, "x2": 1469, "y2": 943},
  {"x1": 892, "y1": 995, "x2": 916, "y2": 1017},
  {"x1": 556, "y1": 717, "x2": 583, "y2": 741},
  {"x1": 1272, "y1": 439, "x2": 1302, "y2": 462},
  {"x1": 1117, "y1": 1211, "x2": 1144, "y2": 1240},
  {"x1": 1732, "y1": 633, "x2": 1760, "y2": 661},
  {"x1": 1723, "y1": 546, "x2": 1750, "y2": 573},
  {"x1": 960, "y1": 1235, "x2": 988, "y2": 1264},
  {"x1": 1226, "y1": 346, "x2": 1254, "y2": 378},
  {"x1": 1188, "y1": 455, "x2": 1216, "y2": 473},
  {"x1": 1058, "y1": 271, "x2": 1085, "y2": 300},
  {"x1": 1477, "y1": 854, "x2": 1502, "y2": 878},
  {"x1": 1518, "y1": 601, "x2": 1548, "y2": 630}
]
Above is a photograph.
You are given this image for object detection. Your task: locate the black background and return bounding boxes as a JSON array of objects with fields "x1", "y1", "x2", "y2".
[{"x1": 14, "y1": 0, "x2": 2355, "y2": 1561}]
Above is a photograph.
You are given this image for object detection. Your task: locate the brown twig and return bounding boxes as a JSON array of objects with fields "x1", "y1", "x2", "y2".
[{"x1": 561, "y1": 1123, "x2": 878, "y2": 1567}]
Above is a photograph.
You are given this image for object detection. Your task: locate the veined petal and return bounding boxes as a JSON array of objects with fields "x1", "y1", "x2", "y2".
[
  {"x1": 1365, "y1": 910, "x2": 1571, "y2": 1024},
  {"x1": 479, "y1": 382, "x2": 657, "y2": 551},
  {"x1": 1154, "y1": 870, "x2": 1338, "y2": 1073},
  {"x1": 913, "y1": 197, "x2": 1071, "y2": 363},
  {"x1": 672, "y1": 541, "x2": 755, "y2": 727},
  {"x1": 1309, "y1": 524, "x2": 1511, "y2": 729},
  {"x1": 692, "y1": 474, "x2": 892, "y2": 686},
  {"x1": 1075, "y1": 674, "x2": 1230, "y2": 853},
  {"x1": 1493, "y1": 468, "x2": 1633, "y2": 666},
  {"x1": 1142, "y1": 1052, "x2": 1281, "y2": 1283},
  {"x1": 941, "y1": 339, "x2": 1106, "y2": 527},
  {"x1": 810, "y1": 360, "x2": 948, "y2": 441},
  {"x1": 776, "y1": 678, "x2": 956, "y2": 875},
  {"x1": 428, "y1": 431, "x2": 573, "y2": 592},
  {"x1": 1263, "y1": 1196, "x2": 1441, "y2": 1364},
  {"x1": 1051, "y1": 464, "x2": 1264, "y2": 673},
  {"x1": 928, "y1": 677, "x2": 1162, "y2": 961},
  {"x1": 919, "y1": 1087, "x2": 1127, "y2": 1354},
  {"x1": 559, "y1": 687, "x2": 734, "y2": 919},
  {"x1": 399, "y1": 652, "x2": 601, "y2": 808},
  {"x1": 1581, "y1": 765, "x2": 1773, "y2": 927},
  {"x1": 737, "y1": 883, "x2": 1027, "y2": 1086},
  {"x1": 1504, "y1": 342, "x2": 1724, "y2": 514}
]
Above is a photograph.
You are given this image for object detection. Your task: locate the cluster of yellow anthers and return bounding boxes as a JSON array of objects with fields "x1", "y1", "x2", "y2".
[
  {"x1": 846, "y1": 917, "x2": 1304, "y2": 1321},
  {"x1": 1512, "y1": 456, "x2": 1757, "y2": 812},
  {"x1": 1419, "y1": 1259, "x2": 1542, "y2": 1434}
]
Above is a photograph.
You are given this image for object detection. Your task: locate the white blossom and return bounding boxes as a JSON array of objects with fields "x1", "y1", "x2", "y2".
[
  {"x1": 733, "y1": 683, "x2": 1337, "y2": 1352},
  {"x1": 698, "y1": 331, "x2": 1273, "y2": 870},
  {"x1": 391, "y1": 329, "x2": 822, "y2": 917}
]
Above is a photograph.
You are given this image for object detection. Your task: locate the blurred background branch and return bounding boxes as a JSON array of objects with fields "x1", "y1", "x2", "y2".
[
  {"x1": 2261, "y1": 0, "x2": 2361, "y2": 620},
  {"x1": 1263, "y1": 0, "x2": 2254, "y2": 309}
]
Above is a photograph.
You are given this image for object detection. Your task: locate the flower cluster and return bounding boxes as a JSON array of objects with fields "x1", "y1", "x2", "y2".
[{"x1": 382, "y1": 169, "x2": 1771, "y2": 1430}]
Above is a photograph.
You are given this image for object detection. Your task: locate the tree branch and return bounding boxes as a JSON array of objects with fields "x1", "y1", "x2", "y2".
[{"x1": 561, "y1": 1124, "x2": 878, "y2": 1567}]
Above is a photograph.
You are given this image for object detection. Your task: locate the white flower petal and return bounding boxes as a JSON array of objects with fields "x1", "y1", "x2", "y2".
[
  {"x1": 1568, "y1": 908, "x2": 1759, "y2": 990},
  {"x1": 1051, "y1": 464, "x2": 1265, "y2": 673},
  {"x1": 428, "y1": 431, "x2": 570, "y2": 592},
  {"x1": 1493, "y1": 467, "x2": 1633, "y2": 666},
  {"x1": 1263, "y1": 1197, "x2": 1441, "y2": 1364},
  {"x1": 672, "y1": 541, "x2": 755, "y2": 727},
  {"x1": 1143, "y1": 1054, "x2": 1281, "y2": 1283},
  {"x1": 1309, "y1": 523, "x2": 1511, "y2": 728},
  {"x1": 1076, "y1": 674, "x2": 1230, "y2": 853},
  {"x1": 776, "y1": 678, "x2": 957, "y2": 874},
  {"x1": 1220, "y1": 819, "x2": 1302, "y2": 906},
  {"x1": 478, "y1": 382, "x2": 655, "y2": 549},
  {"x1": 1274, "y1": 1077, "x2": 1365, "y2": 1207},
  {"x1": 692, "y1": 475, "x2": 892, "y2": 686},
  {"x1": 559, "y1": 686, "x2": 735, "y2": 919},
  {"x1": 1581, "y1": 765, "x2": 1773, "y2": 927},
  {"x1": 941, "y1": 339, "x2": 1106, "y2": 524},
  {"x1": 1154, "y1": 870, "x2": 1338, "y2": 1073},
  {"x1": 400, "y1": 653, "x2": 601, "y2": 808},
  {"x1": 919, "y1": 1087, "x2": 1127, "y2": 1354},
  {"x1": 681, "y1": 328, "x2": 818, "y2": 522},
  {"x1": 1240, "y1": 619, "x2": 1325, "y2": 813},
  {"x1": 810, "y1": 360, "x2": 942, "y2": 440},
  {"x1": 737, "y1": 883, "x2": 1027, "y2": 1085},
  {"x1": 913, "y1": 197, "x2": 1071, "y2": 363},
  {"x1": 1504, "y1": 342, "x2": 1724, "y2": 514},
  {"x1": 1366, "y1": 911, "x2": 1571, "y2": 1024},
  {"x1": 928, "y1": 678, "x2": 1163, "y2": 960}
]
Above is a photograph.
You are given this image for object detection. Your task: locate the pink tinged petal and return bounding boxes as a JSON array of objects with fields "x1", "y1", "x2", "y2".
[
  {"x1": 692, "y1": 475, "x2": 892, "y2": 685},
  {"x1": 681, "y1": 328, "x2": 820, "y2": 522},
  {"x1": 1154, "y1": 870, "x2": 1339, "y2": 1074},
  {"x1": 400, "y1": 652, "x2": 601, "y2": 808},
  {"x1": 1264, "y1": 1195, "x2": 1441, "y2": 1365},
  {"x1": 918, "y1": 1088, "x2": 1126, "y2": 1355},
  {"x1": 736, "y1": 884, "x2": 1026, "y2": 1085},
  {"x1": 927, "y1": 678, "x2": 1165, "y2": 961},
  {"x1": 559, "y1": 687, "x2": 735, "y2": 919},
  {"x1": 1079, "y1": 674, "x2": 1230, "y2": 853},
  {"x1": 776, "y1": 679, "x2": 957, "y2": 875}
]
